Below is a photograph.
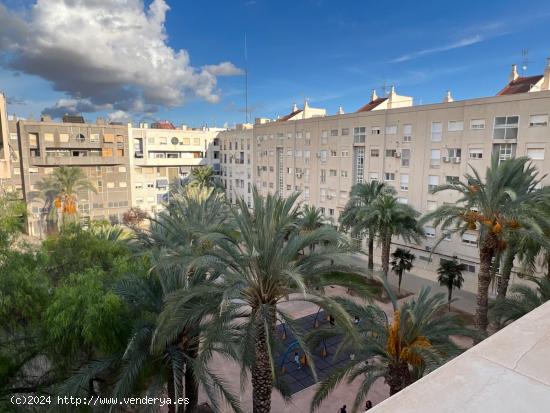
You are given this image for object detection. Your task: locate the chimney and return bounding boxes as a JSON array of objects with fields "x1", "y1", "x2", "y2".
[
  {"x1": 443, "y1": 90, "x2": 454, "y2": 103},
  {"x1": 292, "y1": 103, "x2": 298, "y2": 112},
  {"x1": 542, "y1": 58, "x2": 550, "y2": 90},
  {"x1": 371, "y1": 89, "x2": 378, "y2": 102},
  {"x1": 337, "y1": 105, "x2": 345, "y2": 115},
  {"x1": 509, "y1": 64, "x2": 519, "y2": 83}
]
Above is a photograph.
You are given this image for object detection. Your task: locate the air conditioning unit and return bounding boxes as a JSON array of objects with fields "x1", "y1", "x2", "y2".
[
  {"x1": 326, "y1": 195, "x2": 333, "y2": 200},
  {"x1": 394, "y1": 152, "x2": 401, "y2": 158},
  {"x1": 296, "y1": 173, "x2": 302, "y2": 178},
  {"x1": 453, "y1": 157, "x2": 461, "y2": 163},
  {"x1": 442, "y1": 156, "x2": 450, "y2": 163},
  {"x1": 316, "y1": 153, "x2": 321, "y2": 158}
]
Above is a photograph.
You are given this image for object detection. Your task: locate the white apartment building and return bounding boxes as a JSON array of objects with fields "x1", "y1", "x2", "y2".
[
  {"x1": 128, "y1": 122, "x2": 221, "y2": 214},
  {"x1": 218, "y1": 123, "x2": 254, "y2": 207},
  {"x1": 253, "y1": 61, "x2": 550, "y2": 281}
]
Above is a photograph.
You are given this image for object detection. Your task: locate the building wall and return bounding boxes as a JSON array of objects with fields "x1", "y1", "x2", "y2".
[
  {"x1": 253, "y1": 90, "x2": 550, "y2": 276},
  {"x1": 0, "y1": 93, "x2": 12, "y2": 185},
  {"x1": 128, "y1": 126, "x2": 221, "y2": 214},
  {"x1": 218, "y1": 124, "x2": 253, "y2": 207},
  {"x1": 16, "y1": 119, "x2": 132, "y2": 236}
]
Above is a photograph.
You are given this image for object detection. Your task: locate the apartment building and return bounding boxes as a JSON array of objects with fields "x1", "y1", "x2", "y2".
[
  {"x1": 253, "y1": 61, "x2": 550, "y2": 277},
  {"x1": 13, "y1": 115, "x2": 132, "y2": 236},
  {"x1": 218, "y1": 123, "x2": 254, "y2": 207},
  {"x1": 0, "y1": 93, "x2": 21, "y2": 192},
  {"x1": 128, "y1": 122, "x2": 221, "y2": 214}
]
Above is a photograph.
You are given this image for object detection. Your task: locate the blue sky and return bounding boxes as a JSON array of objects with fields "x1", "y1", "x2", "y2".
[{"x1": 1, "y1": 0, "x2": 550, "y2": 127}]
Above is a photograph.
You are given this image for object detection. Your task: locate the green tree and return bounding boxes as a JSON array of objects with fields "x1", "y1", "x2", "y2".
[
  {"x1": 421, "y1": 156, "x2": 550, "y2": 333},
  {"x1": 155, "y1": 188, "x2": 371, "y2": 413},
  {"x1": 491, "y1": 276, "x2": 550, "y2": 328},
  {"x1": 340, "y1": 181, "x2": 386, "y2": 270},
  {"x1": 364, "y1": 191, "x2": 423, "y2": 279},
  {"x1": 189, "y1": 165, "x2": 223, "y2": 190},
  {"x1": 34, "y1": 166, "x2": 96, "y2": 228},
  {"x1": 437, "y1": 259, "x2": 466, "y2": 311},
  {"x1": 390, "y1": 248, "x2": 415, "y2": 293},
  {"x1": 0, "y1": 189, "x2": 26, "y2": 248},
  {"x1": 299, "y1": 204, "x2": 327, "y2": 253},
  {"x1": 310, "y1": 287, "x2": 477, "y2": 412}
]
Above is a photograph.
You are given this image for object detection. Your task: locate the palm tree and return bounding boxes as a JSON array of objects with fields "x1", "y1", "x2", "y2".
[
  {"x1": 310, "y1": 287, "x2": 477, "y2": 412},
  {"x1": 189, "y1": 165, "x2": 223, "y2": 190},
  {"x1": 421, "y1": 156, "x2": 550, "y2": 333},
  {"x1": 34, "y1": 166, "x2": 96, "y2": 228},
  {"x1": 437, "y1": 259, "x2": 466, "y2": 311},
  {"x1": 155, "y1": 188, "x2": 371, "y2": 413},
  {"x1": 491, "y1": 276, "x2": 550, "y2": 328},
  {"x1": 390, "y1": 248, "x2": 415, "y2": 293},
  {"x1": 340, "y1": 181, "x2": 386, "y2": 270},
  {"x1": 299, "y1": 204, "x2": 327, "y2": 253},
  {"x1": 365, "y1": 191, "x2": 423, "y2": 279}
]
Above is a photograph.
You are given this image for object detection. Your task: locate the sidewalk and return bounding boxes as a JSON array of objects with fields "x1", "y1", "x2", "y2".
[{"x1": 347, "y1": 254, "x2": 478, "y2": 314}]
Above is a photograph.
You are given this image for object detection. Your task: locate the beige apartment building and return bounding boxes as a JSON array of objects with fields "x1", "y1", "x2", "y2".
[
  {"x1": 218, "y1": 123, "x2": 254, "y2": 207},
  {"x1": 253, "y1": 61, "x2": 550, "y2": 281},
  {"x1": 0, "y1": 93, "x2": 21, "y2": 191},
  {"x1": 12, "y1": 115, "x2": 132, "y2": 236},
  {"x1": 129, "y1": 122, "x2": 221, "y2": 214}
]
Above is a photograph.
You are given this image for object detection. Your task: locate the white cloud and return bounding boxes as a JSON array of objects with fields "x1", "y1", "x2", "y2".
[
  {"x1": 391, "y1": 35, "x2": 483, "y2": 63},
  {"x1": 0, "y1": 0, "x2": 243, "y2": 118}
]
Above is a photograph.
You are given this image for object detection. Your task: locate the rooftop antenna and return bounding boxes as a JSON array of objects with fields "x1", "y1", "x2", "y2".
[
  {"x1": 521, "y1": 49, "x2": 529, "y2": 75},
  {"x1": 244, "y1": 34, "x2": 249, "y2": 124},
  {"x1": 380, "y1": 80, "x2": 388, "y2": 96}
]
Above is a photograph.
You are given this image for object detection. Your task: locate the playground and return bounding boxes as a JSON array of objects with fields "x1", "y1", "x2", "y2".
[{"x1": 276, "y1": 310, "x2": 354, "y2": 395}]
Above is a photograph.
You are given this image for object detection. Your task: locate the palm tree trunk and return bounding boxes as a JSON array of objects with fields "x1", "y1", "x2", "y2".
[
  {"x1": 252, "y1": 311, "x2": 275, "y2": 413},
  {"x1": 385, "y1": 362, "x2": 412, "y2": 395},
  {"x1": 167, "y1": 368, "x2": 176, "y2": 413},
  {"x1": 496, "y1": 247, "x2": 515, "y2": 300},
  {"x1": 476, "y1": 243, "x2": 495, "y2": 335},
  {"x1": 398, "y1": 271, "x2": 403, "y2": 293},
  {"x1": 546, "y1": 254, "x2": 550, "y2": 281},
  {"x1": 367, "y1": 235, "x2": 374, "y2": 271},
  {"x1": 448, "y1": 287, "x2": 452, "y2": 312},
  {"x1": 184, "y1": 343, "x2": 199, "y2": 413},
  {"x1": 381, "y1": 235, "x2": 391, "y2": 278}
]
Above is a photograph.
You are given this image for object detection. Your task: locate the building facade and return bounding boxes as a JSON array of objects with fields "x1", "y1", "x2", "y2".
[
  {"x1": 253, "y1": 62, "x2": 550, "y2": 280},
  {"x1": 218, "y1": 123, "x2": 254, "y2": 207},
  {"x1": 13, "y1": 115, "x2": 132, "y2": 236}
]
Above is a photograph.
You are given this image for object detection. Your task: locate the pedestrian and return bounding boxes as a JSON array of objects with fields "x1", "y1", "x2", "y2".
[
  {"x1": 364, "y1": 400, "x2": 373, "y2": 411},
  {"x1": 339, "y1": 405, "x2": 347, "y2": 413},
  {"x1": 294, "y1": 351, "x2": 301, "y2": 369}
]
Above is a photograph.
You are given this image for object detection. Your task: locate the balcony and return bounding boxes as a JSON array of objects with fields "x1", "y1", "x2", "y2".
[
  {"x1": 369, "y1": 301, "x2": 550, "y2": 412},
  {"x1": 133, "y1": 156, "x2": 208, "y2": 167},
  {"x1": 33, "y1": 155, "x2": 126, "y2": 166}
]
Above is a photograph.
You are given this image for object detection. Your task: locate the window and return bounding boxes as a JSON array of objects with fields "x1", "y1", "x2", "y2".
[
  {"x1": 526, "y1": 148, "x2": 545, "y2": 160},
  {"x1": 287, "y1": 168, "x2": 293, "y2": 174},
  {"x1": 103, "y1": 133, "x2": 115, "y2": 143},
  {"x1": 331, "y1": 129, "x2": 338, "y2": 137},
  {"x1": 321, "y1": 130, "x2": 329, "y2": 144},
  {"x1": 329, "y1": 208, "x2": 335, "y2": 216},
  {"x1": 118, "y1": 166, "x2": 126, "y2": 173},
  {"x1": 401, "y1": 149, "x2": 411, "y2": 167},
  {"x1": 340, "y1": 191, "x2": 348, "y2": 199},
  {"x1": 430, "y1": 149, "x2": 441, "y2": 166},
  {"x1": 13, "y1": 167, "x2": 20, "y2": 175},
  {"x1": 427, "y1": 201, "x2": 437, "y2": 211},
  {"x1": 10, "y1": 133, "x2": 17, "y2": 140},
  {"x1": 400, "y1": 174, "x2": 409, "y2": 191},
  {"x1": 385, "y1": 125, "x2": 398, "y2": 135},
  {"x1": 320, "y1": 188, "x2": 327, "y2": 201},
  {"x1": 341, "y1": 170, "x2": 348, "y2": 177},
  {"x1": 287, "y1": 150, "x2": 293, "y2": 157},
  {"x1": 320, "y1": 169, "x2": 326, "y2": 183},
  {"x1": 296, "y1": 131, "x2": 303, "y2": 139},
  {"x1": 369, "y1": 172, "x2": 378, "y2": 182},
  {"x1": 384, "y1": 172, "x2": 395, "y2": 181},
  {"x1": 470, "y1": 119, "x2": 485, "y2": 130},
  {"x1": 354, "y1": 148, "x2": 365, "y2": 184},
  {"x1": 397, "y1": 197, "x2": 408, "y2": 204},
  {"x1": 75, "y1": 133, "x2": 86, "y2": 142},
  {"x1": 448, "y1": 120, "x2": 464, "y2": 131},
  {"x1": 102, "y1": 148, "x2": 113, "y2": 157},
  {"x1": 182, "y1": 138, "x2": 190, "y2": 145},
  {"x1": 341, "y1": 150, "x2": 349, "y2": 157},
  {"x1": 320, "y1": 150, "x2": 328, "y2": 163},
  {"x1": 106, "y1": 182, "x2": 115, "y2": 188},
  {"x1": 529, "y1": 114, "x2": 548, "y2": 127},
  {"x1": 424, "y1": 226, "x2": 436, "y2": 238},
  {"x1": 385, "y1": 149, "x2": 397, "y2": 157},
  {"x1": 28, "y1": 133, "x2": 38, "y2": 146},
  {"x1": 330, "y1": 169, "x2": 337, "y2": 177},
  {"x1": 44, "y1": 133, "x2": 54, "y2": 142},
  {"x1": 286, "y1": 185, "x2": 292, "y2": 191},
  {"x1": 493, "y1": 116, "x2": 519, "y2": 139},
  {"x1": 469, "y1": 148, "x2": 483, "y2": 159},
  {"x1": 431, "y1": 122, "x2": 442, "y2": 141},
  {"x1": 403, "y1": 124, "x2": 412, "y2": 138},
  {"x1": 447, "y1": 148, "x2": 461, "y2": 160},
  {"x1": 341, "y1": 128, "x2": 349, "y2": 136},
  {"x1": 330, "y1": 150, "x2": 337, "y2": 157},
  {"x1": 446, "y1": 176, "x2": 460, "y2": 185},
  {"x1": 428, "y1": 175, "x2": 439, "y2": 192},
  {"x1": 304, "y1": 187, "x2": 310, "y2": 199},
  {"x1": 370, "y1": 148, "x2": 379, "y2": 157},
  {"x1": 498, "y1": 144, "x2": 513, "y2": 161},
  {"x1": 119, "y1": 182, "x2": 127, "y2": 188},
  {"x1": 462, "y1": 233, "x2": 477, "y2": 246},
  {"x1": 59, "y1": 133, "x2": 69, "y2": 143},
  {"x1": 371, "y1": 127, "x2": 381, "y2": 135},
  {"x1": 147, "y1": 137, "x2": 155, "y2": 144},
  {"x1": 354, "y1": 127, "x2": 366, "y2": 143},
  {"x1": 135, "y1": 182, "x2": 143, "y2": 189},
  {"x1": 29, "y1": 167, "x2": 38, "y2": 174}
]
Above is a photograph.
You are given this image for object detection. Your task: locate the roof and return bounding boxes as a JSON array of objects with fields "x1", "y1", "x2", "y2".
[
  {"x1": 497, "y1": 75, "x2": 544, "y2": 96},
  {"x1": 278, "y1": 109, "x2": 302, "y2": 121},
  {"x1": 355, "y1": 97, "x2": 387, "y2": 113},
  {"x1": 151, "y1": 120, "x2": 176, "y2": 129}
]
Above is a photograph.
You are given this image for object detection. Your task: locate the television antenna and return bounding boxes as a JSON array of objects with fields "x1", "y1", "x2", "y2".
[{"x1": 521, "y1": 49, "x2": 529, "y2": 75}]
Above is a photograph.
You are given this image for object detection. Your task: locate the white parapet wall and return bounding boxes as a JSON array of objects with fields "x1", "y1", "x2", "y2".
[{"x1": 371, "y1": 300, "x2": 550, "y2": 413}]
